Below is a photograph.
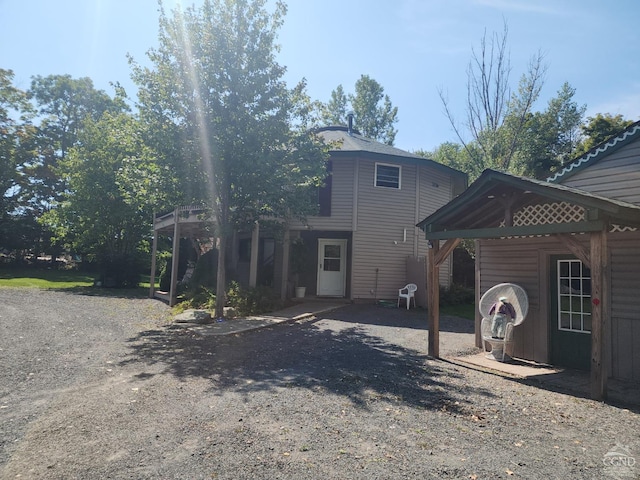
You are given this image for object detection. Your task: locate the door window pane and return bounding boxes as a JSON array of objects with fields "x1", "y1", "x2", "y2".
[
  {"x1": 324, "y1": 245, "x2": 340, "y2": 258},
  {"x1": 324, "y1": 258, "x2": 340, "y2": 272},
  {"x1": 557, "y1": 259, "x2": 591, "y2": 333}
]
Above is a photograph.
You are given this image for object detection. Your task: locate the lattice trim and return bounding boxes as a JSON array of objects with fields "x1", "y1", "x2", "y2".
[
  {"x1": 499, "y1": 202, "x2": 585, "y2": 227},
  {"x1": 610, "y1": 224, "x2": 638, "y2": 233}
]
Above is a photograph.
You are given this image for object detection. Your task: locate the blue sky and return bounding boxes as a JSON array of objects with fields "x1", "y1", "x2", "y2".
[{"x1": 1, "y1": 0, "x2": 639, "y2": 152}]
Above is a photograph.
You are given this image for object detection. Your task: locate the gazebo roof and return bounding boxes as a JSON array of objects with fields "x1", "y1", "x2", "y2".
[{"x1": 417, "y1": 169, "x2": 640, "y2": 240}]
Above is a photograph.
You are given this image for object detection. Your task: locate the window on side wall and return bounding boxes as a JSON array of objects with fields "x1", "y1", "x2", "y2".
[{"x1": 375, "y1": 163, "x2": 401, "y2": 189}]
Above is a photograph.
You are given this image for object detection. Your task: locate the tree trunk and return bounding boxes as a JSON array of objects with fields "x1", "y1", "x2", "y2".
[{"x1": 214, "y1": 235, "x2": 227, "y2": 319}]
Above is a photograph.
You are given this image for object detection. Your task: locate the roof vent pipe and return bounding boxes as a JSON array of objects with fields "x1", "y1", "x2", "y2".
[{"x1": 347, "y1": 111, "x2": 355, "y2": 136}]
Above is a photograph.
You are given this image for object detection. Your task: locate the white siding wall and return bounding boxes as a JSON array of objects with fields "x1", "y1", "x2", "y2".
[
  {"x1": 560, "y1": 140, "x2": 640, "y2": 205},
  {"x1": 287, "y1": 154, "x2": 461, "y2": 301},
  {"x1": 351, "y1": 160, "x2": 456, "y2": 300},
  {"x1": 418, "y1": 168, "x2": 455, "y2": 287},
  {"x1": 290, "y1": 159, "x2": 354, "y2": 231}
]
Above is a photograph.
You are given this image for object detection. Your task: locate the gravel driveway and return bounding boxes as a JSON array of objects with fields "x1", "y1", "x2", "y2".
[{"x1": 1, "y1": 288, "x2": 638, "y2": 479}]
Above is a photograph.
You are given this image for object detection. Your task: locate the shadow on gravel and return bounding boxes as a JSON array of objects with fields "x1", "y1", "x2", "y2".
[
  {"x1": 121, "y1": 319, "x2": 494, "y2": 415},
  {"x1": 327, "y1": 304, "x2": 475, "y2": 333}
]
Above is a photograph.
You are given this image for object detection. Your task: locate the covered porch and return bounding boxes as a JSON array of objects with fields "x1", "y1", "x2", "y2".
[
  {"x1": 149, "y1": 206, "x2": 292, "y2": 306},
  {"x1": 418, "y1": 169, "x2": 640, "y2": 400}
]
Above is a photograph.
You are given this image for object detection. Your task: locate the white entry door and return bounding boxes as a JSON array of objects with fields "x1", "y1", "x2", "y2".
[{"x1": 317, "y1": 239, "x2": 347, "y2": 297}]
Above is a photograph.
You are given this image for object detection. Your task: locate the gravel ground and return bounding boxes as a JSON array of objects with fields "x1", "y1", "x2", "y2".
[{"x1": 1, "y1": 288, "x2": 639, "y2": 479}]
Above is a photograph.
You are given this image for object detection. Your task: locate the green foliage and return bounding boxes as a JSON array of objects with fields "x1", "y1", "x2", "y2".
[
  {"x1": 97, "y1": 252, "x2": 143, "y2": 288},
  {"x1": 176, "y1": 281, "x2": 281, "y2": 317},
  {"x1": 322, "y1": 84, "x2": 348, "y2": 125},
  {"x1": 190, "y1": 248, "x2": 219, "y2": 290},
  {"x1": 42, "y1": 111, "x2": 157, "y2": 284},
  {"x1": 321, "y1": 75, "x2": 398, "y2": 145},
  {"x1": 22, "y1": 74, "x2": 125, "y2": 213},
  {"x1": 175, "y1": 286, "x2": 217, "y2": 312},
  {"x1": 132, "y1": 0, "x2": 329, "y2": 317},
  {"x1": 514, "y1": 82, "x2": 586, "y2": 179},
  {"x1": 158, "y1": 255, "x2": 172, "y2": 292},
  {"x1": 226, "y1": 281, "x2": 282, "y2": 316},
  {"x1": 574, "y1": 113, "x2": 635, "y2": 157},
  {"x1": 0, "y1": 69, "x2": 35, "y2": 254},
  {"x1": 439, "y1": 21, "x2": 546, "y2": 174},
  {"x1": 433, "y1": 78, "x2": 586, "y2": 181},
  {"x1": 440, "y1": 284, "x2": 475, "y2": 306}
]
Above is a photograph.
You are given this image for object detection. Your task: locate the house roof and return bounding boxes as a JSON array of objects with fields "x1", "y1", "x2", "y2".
[
  {"x1": 417, "y1": 168, "x2": 640, "y2": 240},
  {"x1": 547, "y1": 120, "x2": 640, "y2": 183},
  {"x1": 316, "y1": 126, "x2": 467, "y2": 186}
]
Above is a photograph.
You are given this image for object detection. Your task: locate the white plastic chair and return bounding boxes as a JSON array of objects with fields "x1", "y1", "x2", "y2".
[
  {"x1": 479, "y1": 283, "x2": 528, "y2": 361},
  {"x1": 397, "y1": 283, "x2": 417, "y2": 309}
]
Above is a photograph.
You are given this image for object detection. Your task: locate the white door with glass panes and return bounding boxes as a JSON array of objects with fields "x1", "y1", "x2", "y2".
[{"x1": 317, "y1": 239, "x2": 347, "y2": 297}]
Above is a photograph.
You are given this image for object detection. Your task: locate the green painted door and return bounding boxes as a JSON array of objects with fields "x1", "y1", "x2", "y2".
[{"x1": 549, "y1": 256, "x2": 592, "y2": 370}]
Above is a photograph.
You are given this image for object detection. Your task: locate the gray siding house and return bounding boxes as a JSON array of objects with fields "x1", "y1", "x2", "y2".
[
  {"x1": 232, "y1": 126, "x2": 467, "y2": 306},
  {"x1": 151, "y1": 125, "x2": 467, "y2": 306},
  {"x1": 418, "y1": 120, "x2": 640, "y2": 400},
  {"x1": 286, "y1": 126, "x2": 467, "y2": 303}
]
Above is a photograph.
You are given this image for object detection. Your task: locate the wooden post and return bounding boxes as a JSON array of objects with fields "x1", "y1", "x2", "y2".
[
  {"x1": 249, "y1": 221, "x2": 260, "y2": 288},
  {"x1": 427, "y1": 240, "x2": 440, "y2": 358},
  {"x1": 590, "y1": 229, "x2": 608, "y2": 400},
  {"x1": 474, "y1": 240, "x2": 482, "y2": 348},
  {"x1": 149, "y1": 228, "x2": 158, "y2": 298},
  {"x1": 280, "y1": 229, "x2": 290, "y2": 301},
  {"x1": 169, "y1": 209, "x2": 181, "y2": 307}
]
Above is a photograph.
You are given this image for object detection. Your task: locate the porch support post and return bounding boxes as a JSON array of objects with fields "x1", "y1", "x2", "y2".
[
  {"x1": 555, "y1": 233, "x2": 591, "y2": 268},
  {"x1": 149, "y1": 227, "x2": 158, "y2": 298},
  {"x1": 590, "y1": 229, "x2": 608, "y2": 400},
  {"x1": 427, "y1": 240, "x2": 441, "y2": 358},
  {"x1": 169, "y1": 208, "x2": 181, "y2": 307},
  {"x1": 249, "y1": 221, "x2": 259, "y2": 288},
  {"x1": 434, "y1": 238, "x2": 461, "y2": 267},
  {"x1": 474, "y1": 240, "x2": 482, "y2": 348},
  {"x1": 280, "y1": 228, "x2": 290, "y2": 301}
]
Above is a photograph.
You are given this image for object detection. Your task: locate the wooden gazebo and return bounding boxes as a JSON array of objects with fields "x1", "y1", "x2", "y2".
[{"x1": 418, "y1": 169, "x2": 640, "y2": 400}]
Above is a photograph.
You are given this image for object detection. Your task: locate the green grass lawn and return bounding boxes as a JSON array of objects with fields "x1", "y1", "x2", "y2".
[
  {"x1": 441, "y1": 303, "x2": 476, "y2": 320},
  {"x1": 0, "y1": 268, "x2": 95, "y2": 288},
  {"x1": 0, "y1": 268, "x2": 156, "y2": 296}
]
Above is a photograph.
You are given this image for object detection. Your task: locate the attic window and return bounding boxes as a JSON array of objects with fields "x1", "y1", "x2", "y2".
[{"x1": 375, "y1": 163, "x2": 401, "y2": 189}]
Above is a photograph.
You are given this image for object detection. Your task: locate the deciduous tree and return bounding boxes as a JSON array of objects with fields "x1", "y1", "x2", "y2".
[
  {"x1": 322, "y1": 75, "x2": 398, "y2": 145},
  {"x1": 0, "y1": 69, "x2": 35, "y2": 255},
  {"x1": 44, "y1": 112, "x2": 157, "y2": 285},
  {"x1": 132, "y1": 0, "x2": 329, "y2": 316},
  {"x1": 439, "y1": 22, "x2": 546, "y2": 172},
  {"x1": 574, "y1": 113, "x2": 635, "y2": 157},
  {"x1": 515, "y1": 82, "x2": 585, "y2": 179}
]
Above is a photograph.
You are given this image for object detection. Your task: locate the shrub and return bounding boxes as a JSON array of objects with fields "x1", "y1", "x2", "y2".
[
  {"x1": 190, "y1": 248, "x2": 218, "y2": 289},
  {"x1": 440, "y1": 283, "x2": 475, "y2": 306},
  {"x1": 226, "y1": 281, "x2": 282, "y2": 316},
  {"x1": 158, "y1": 256, "x2": 171, "y2": 291},
  {"x1": 175, "y1": 286, "x2": 217, "y2": 312},
  {"x1": 98, "y1": 253, "x2": 143, "y2": 288}
]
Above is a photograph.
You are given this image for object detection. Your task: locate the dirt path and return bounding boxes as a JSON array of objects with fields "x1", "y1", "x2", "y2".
[{"x1": 1, "y1": 289, "x2": 638, "y2": 479}]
